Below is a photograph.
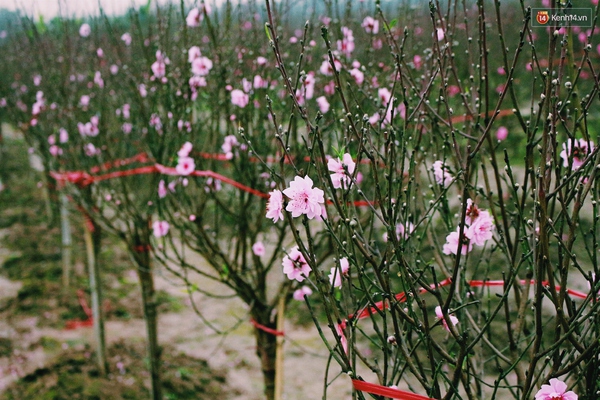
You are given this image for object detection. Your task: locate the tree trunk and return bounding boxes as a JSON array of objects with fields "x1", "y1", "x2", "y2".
[
  {"x1": 274, "y1": 296, "x2": 285, "y2": 400},
  {"x1": 253, "y1": 309, "x2": 278, "y2": 400},
  {"x1": 132, "y1": 230, "x2": 162, "y2": 400},
  {"x1": 83, "y1": 216, "x2": 108, "y2": 376},
  {"x1": 60, "y1": 194, "x2": 72, "y2": 293}
]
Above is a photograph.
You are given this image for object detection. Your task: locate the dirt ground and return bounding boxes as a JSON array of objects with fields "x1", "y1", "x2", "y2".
[{"x1": 0, "y1": 260, "x2": 353, "y2": 399}]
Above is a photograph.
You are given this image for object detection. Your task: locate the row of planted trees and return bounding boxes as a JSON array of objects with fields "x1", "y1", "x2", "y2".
[{"x1": 1, "y1": 0, "x2": 600, "y2": 399}]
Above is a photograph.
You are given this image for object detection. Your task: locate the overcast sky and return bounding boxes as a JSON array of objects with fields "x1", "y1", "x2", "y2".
[{"x1": 0, "y1": 0, "x2": 175, "y2": 19}]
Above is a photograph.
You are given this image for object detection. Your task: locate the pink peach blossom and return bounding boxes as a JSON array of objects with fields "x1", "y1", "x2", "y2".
[
  {"x1": 231, "y1": 89, "x2": 249, "y2": 108},
  {"x1": 442, "y1": 228, "x2": 473, "y2": 255},
  {"x1": 158, "y1": 180, "x2": 167, "y2": 198},
  {"x1": 282, "y1": 246, "x2": 311, "y2": 282},
  {"x1": 221, "y1": 135, "x2": 238, "y2": 156},
  {"x1": 413, "y1": 55, "x2": 422, "y2": 70},
  {"x1": 316, "y1": 96, "x2": 330, "y2": 113},
  {"x1": 383, "y1": 222, "x2": 415, "y2": 242},
  {"x1": 435, "y1": 306, "x2": 459, "y2": 331},
  {"x1": 186, "y1": 8, "x2": 203, "y2": 27},
  {"x1": 328, "y1": 153, "x2": 356, "y2": 189},
  {"x1": 560, "y1": 138, "x2": 594, "y2": 170},
  {"x1": 335, "y1": 323, "x2": 348, "y2": 354},
  {"x1": 121, "y1": 33, "x2": 132, "y2": 45},
  {"x1": 176, "y1": 157, "x2": 195, "y2": 175},
  {"x1": 319, "y1": 58, "x2": 342, "y2": 76},
  {"x1": 49, "y1": 145, "x2": 62, "y2": 157},
  {"x1": 152, "y1": 221, "x2": 170, "y2": 237},
  {"x1": 436, "y1": 27, "x2": 445, "y2": 41},
  {"x1": 361, "y1": 16, "x2": 379, "y2": 34},
  {"x1": 188, "y1": 46, "x2": 201, "y2": 62},
  {"x1": 178, "y1": 142, "x2": 193, "y2": 157},
  {"x1": 433, "y1": 160, "x2": 453, "y2": 187},
  {"x1": 496, "y1": 126, "x2": 508, "y2": 141},
  {"x1": 283, "y1": 176, "x2": 325, "y2": 219},
  {"x1": 534, "y1": 378, "x2": 577, "y2": 400},
  {"x1": 59, "y1": 128, "x2": 68, "y2": 143},
  {"x1": 293, "y1": 286, "x2": 313, "y2": 301},
  {"x1": 256, "y1": 56, "x2": 267, "y2": 66},
  {"x1": 266, "y1": 190, "x2": 284, "y2": 223},
  {"x1": 466, "y1": 210, "x2": 495, "y2": 246},
  {"x1": 329, "y1": 257, "x2": 350, "y2": 288},
  {"x1": 349, "y1": 68, "x2": 364, "y2": 85},
  {"x1": 79, "y1": 23, "x2": 91, "y2": 38},
  {"x1": 252, "y1": 241, "x2": 266, "y2": 256},
  {"x1": 191, "y1": 56, "x2": 213, "y2": 76}
]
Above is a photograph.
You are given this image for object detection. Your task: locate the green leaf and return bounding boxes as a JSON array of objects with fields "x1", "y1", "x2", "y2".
[
  {"x1": 387, "y1": 19, "x2": 398, "y2": 31},
  {"x1": 264, "y1": 23, "x2": 272, "y2": 42}
]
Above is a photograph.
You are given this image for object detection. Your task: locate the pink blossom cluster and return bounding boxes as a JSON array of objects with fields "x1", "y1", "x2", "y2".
[
  {"x1": 253, "y1": 75, "x2": 269, "y2": 89},
  {"x1": 80, "y1": 94, "x2": 91, "y2": 108},
  {"x1": 292, "y1": 286, "x2": 313, "y2": 301},
  {"x1": 31, "y1": 91, "x2": 45, "y2": 117},
  {"x1": 78, "y1": 115, "x2": 100, "y2": 137},
  {"x1": 149, "y1": 113, "x2": 162, "y2": 132},
  {"x1": 116, "y1": 104, "x2": 132, "y2": 133},
  {"x1": 319, "y1": 57, "x2": 342, "y2": 76},
  {"x1": 329, "y1": 257, "x2": 349, "y2": 288},
  {"x1": 176, "y1": 142, "x2": 195, "y2": 175},
  {"x1": 435, "y1": 306, "x2": 458, "y2": 332},
  {"x1": 432, "y1": 160, "x2": 453, "y2": 187},
  {"x1": 48, "y1": 128, "x2": 68, "y2": 157},
  {"x1": 295, "y1": 72, "x2": 315, "y2": 106},
  {"x1": 382, "y1": 222, "x2": 415, "y2": 242},
  {"x1": 327, "y1": 153, "x2": 356, "y2": 189},
  {"x1": 177, "y1": 119, "x2": 192, "y2": 132},
  {"x1": 121, "y1": 33, "x2": 132, "y2": 46},
  {"x1": 221, "y1": 135, "x2": 238, "y2": 159},
  {"x1": 361, "y1": 16, "x2": 379, "y2": 34},
  {"x1": 316, "y1": 96, "x2": 330, "y2": 113},
  {"x1": 559, "y1": 138, "x2": 595, "y2": 171},
  {"x1": 84, "y1": 143, "x2": 101, "y2": 157},
  {"x1": 94, "y1": 71, "x2": 104, "y2": 88},
  {"x1": 282, "y1": 246, "x2": 311, "y2": 282},
  {"x1": 349, "y1": 63, "x2": 364, "y2": 86},
  {"x1": 265, "y1": 176, "x2": 325, "y2": 222},
  {"x1": 368, "y1": 87, "x2": 406, "y2": 126},
  {"x1": 152, "y1": 220, "x2": 170, "y2": 237},
  {"x1": 230, "y1": 89, "x2": 249, "y2": 108},
  {"x1": 204, "y1": 177, "x2": 221, "y2": 192},
  {"x1": 116, "y1": 104, "x2": 129, "y2": 116},
  {"x1": 442, "y1": 199, "x2": 494, "y2": 256},
  {"x1": 337, "y1": 27, "x2": 355, "y2": 59},
  {"x1": 189, "y1": 48, "x2": 213, "y2": 78},
  {"x1": 186, "y1": 4, "x2": 210, "y2": 28},
  {"x1": 158, "y1": 180, "x2": 168, "y2": 198},
  {"x1": 151, "y1": 50, "x2": 170, "y2": 82}
]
